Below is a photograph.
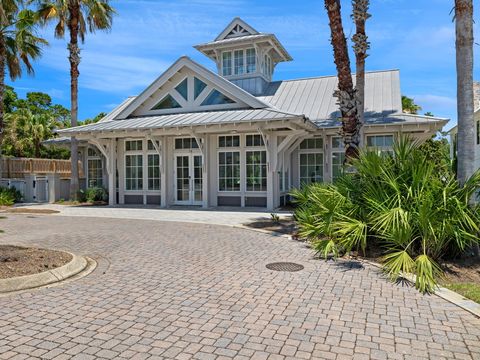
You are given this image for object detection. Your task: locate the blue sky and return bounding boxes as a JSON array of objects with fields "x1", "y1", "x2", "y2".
[{"x1": 9, "y1": 0, "x2": 480, "y2": 130}]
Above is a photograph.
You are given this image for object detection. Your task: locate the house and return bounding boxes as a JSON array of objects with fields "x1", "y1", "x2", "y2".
[
  {"x1": 449, "y1": 81, "x2": 480, "y2": 173},
  {"x1": 58, "y1": 17, "x2": 448, "y2": 210}
]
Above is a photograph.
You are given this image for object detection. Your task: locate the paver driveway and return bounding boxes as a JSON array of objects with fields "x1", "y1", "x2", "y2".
[{"x1": 0, "y1": 214, "x2": 479, "y2": 360}]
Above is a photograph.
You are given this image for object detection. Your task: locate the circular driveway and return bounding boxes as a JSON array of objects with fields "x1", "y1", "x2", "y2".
[{"x1": 0, "y1": 214, "x2": 479, "y2": 360}]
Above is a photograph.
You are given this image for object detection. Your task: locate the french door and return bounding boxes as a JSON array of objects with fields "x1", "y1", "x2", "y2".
[{"x1": 175, "y1": 153, "x2": 203, "y2": 205}]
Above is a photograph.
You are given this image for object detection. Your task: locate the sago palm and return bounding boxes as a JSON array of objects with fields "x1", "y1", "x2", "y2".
[
  {"x1": 0, "y1": 0, "x2": 46, "y2": 159},
  {"x1": 292, "y1": 137, "x2": 480, "y2": 294},
  {"x1": 36, "y1": 0, "x2": 115, "y2": 200}
]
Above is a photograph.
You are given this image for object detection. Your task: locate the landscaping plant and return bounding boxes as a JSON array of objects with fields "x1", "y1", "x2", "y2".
[
  {"x1": 291, "y1": 137, "x2": 480, "y2": 293},
  {"x1": 85, "y1": 187, "x2": 108, "y2": 203},
  {"x1": 0, "y1": 186, "x2": 22, "y2": 205}
]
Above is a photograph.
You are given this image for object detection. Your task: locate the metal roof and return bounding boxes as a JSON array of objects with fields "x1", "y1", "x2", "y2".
[
  {"x1": 313, "y1": 113, "x2": 449, "y2": 129},
  {"x1": 58, "y1": 108, "x2": 307, "y2": 135},
  {"x1": 258, "y1": 70, "x2": 402, "y2": 122}
]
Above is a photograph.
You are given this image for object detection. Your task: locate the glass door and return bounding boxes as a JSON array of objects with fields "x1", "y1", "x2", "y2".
[{"x1": 175, "y1": 153, "x2": 203, "y2": 205}]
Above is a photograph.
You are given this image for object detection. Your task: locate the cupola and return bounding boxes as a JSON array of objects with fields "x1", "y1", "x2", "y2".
[{"x1": 194, "y1": 17, "x2": 292, "y2": 95}]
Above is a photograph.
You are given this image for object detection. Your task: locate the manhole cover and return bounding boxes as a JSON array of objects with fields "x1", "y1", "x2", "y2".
[{"x1": 266, "y1": 262, "x2": 304, "y2": 272}]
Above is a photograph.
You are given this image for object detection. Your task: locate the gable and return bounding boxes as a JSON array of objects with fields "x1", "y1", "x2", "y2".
[
  {"x1": 117, "y1": 56, "x2": 269, "y2": 120},
  {"x1": 131, "y1": 68, "x2": 245, "y2": 116},
  {"x1": 215, "y1": 17, "x2": 259, "y2": 41}
]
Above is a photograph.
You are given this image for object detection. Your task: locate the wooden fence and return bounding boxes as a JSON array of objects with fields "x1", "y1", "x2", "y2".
[{"x1": 1, "y1": 158, "x2": 84, "y2": 179}]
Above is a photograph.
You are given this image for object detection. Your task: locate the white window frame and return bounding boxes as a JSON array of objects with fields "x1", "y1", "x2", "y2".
[
  {"x1": 124, "y1": 139, "x2": 162, "y2": 193},
  {"x1": 147, "y1": 148, "x2": 161, "y2": 192},
  {"x1": 298, "y1": 137, "x2": 324, "y2": 186},
  {"x1": 366, "y1": 134, "x2": 394, "y2": 154},
  {"x1": 86, "y1": 147, "x2": 103, "y2": 189},
  {"x1": 221, "y1": 48, "x2": 256, "y2": 77},
  {"x1": 331, "y1": 136, "x2": 345, "y2": 182}
]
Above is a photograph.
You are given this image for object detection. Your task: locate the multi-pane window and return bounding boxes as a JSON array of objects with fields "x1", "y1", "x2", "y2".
[
  {"x1": 367, "y1": 135, "x2": 394, "y2": 147},
  {"x1": 299, "y1": 153, "x2": 324, "y2": 185},
  {"x1": 331, "y1": 136, "x2": 345, "y2": 182},
  {"x1": 219, "y1": 152, "x2": 240, "y2": 191},
  {"x1": 246, "y1": 48, "x2": 256, "y2": 73},
  {"x1": 125, "y1": 154, "x2": 143, "y2": 191},
  {"x1": 148, "y1": 154, "x2": 160, "y2": 190},
  {"x1": 234, "y1": 50, "x2": 244, "y2": 75},
  {"x1": 218, "y1": 135, "x2": 240, "y2": 148},
  {"x1": 125, "y1": 140, "x2": 142, "y2": 151},
  {"x1": 175, "y1": 138, "x2": 199, "y2": 149},
  {"x1": 300, "y1": 138, "x2": 323, "y2": 150},
  {"x1": 222, "y1": 52, "x2": 232, "y2": 76},
  {"x1": 246, "y1": 151, "x2": 267, "y2": 191},
  {"x1": 246, "y1": 134, "x2": 264, "y2": 147},
  {"x1": 87, "y1": 158, "x2": 102, "y2": 188}
]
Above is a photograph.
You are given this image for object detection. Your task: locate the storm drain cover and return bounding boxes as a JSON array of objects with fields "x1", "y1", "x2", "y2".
[{"x1": 266, "y1": 262, "x2": 304, "y2": 272}]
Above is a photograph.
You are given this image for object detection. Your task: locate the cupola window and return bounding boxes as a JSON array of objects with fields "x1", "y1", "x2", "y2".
[
  {"x1": 222, "y1": 52, "x2": 232, "y2": 76},
  {"x1": 234, "y1": 50, "x2": 244, "y2": 75}
]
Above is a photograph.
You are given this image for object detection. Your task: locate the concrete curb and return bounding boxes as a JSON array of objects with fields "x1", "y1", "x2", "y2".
[{"x1": 0, "y1": 252, "x2": 88, "y2": 293}]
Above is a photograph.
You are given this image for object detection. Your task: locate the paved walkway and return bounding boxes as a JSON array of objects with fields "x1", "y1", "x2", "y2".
[
  {"x1": 14, "y1": 203, "x2": 290, "y2": 227},
  {"x1": 0, "y1": 214, "x2": 479, "y2": 360}
]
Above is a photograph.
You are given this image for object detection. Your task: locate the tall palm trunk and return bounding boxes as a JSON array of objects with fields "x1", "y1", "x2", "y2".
[
  {"x1": 352, "y1": 0, "x2": 370, "y2": 147},
  {"x1": 0, "y1": 34, "x2": 5, "y2": 179},
  {"x1": 68, "y1": 0, "x2": 80, "y2": 200},
  {"x1": 325, "y1": 0, "x2": 360, "y2": 160},
  {"x1": 455, "y1": 0, "x2": 478, "y2": 256}
]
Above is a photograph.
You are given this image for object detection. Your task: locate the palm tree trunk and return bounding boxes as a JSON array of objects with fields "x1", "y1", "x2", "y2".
[
  {"x1": 0, "y1": 34, "x2": 5, "y2": 179},
  {"x1": 324, "y1": 0, "x2": 361, "y2": 160},
  {"x1": 455, "y1": 0, "x2": 478, "y2": 257},
  {"x1": 68, "y1": 0, "x2": 81, "y2": 200},
  {"x1": 352, "y1": 0, "x2": 370, "y2": 148}
]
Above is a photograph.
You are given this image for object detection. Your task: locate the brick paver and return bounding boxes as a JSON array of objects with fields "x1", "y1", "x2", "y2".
[{"x1": 0, "y1": 214, "x2": 479, "y2": 359}]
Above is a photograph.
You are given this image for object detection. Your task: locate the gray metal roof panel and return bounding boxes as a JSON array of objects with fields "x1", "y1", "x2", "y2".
[
  {"x1": 58, "y1": 108, "x2": 305, "y2": 135},
  {"x1": 258, "y1": 70, "x2": 402, "y2": 122}
]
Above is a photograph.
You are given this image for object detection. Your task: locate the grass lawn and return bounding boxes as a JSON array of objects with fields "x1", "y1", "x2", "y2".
[{"x1": 442, "y1": 283, "x2": 480, "y2": 304}]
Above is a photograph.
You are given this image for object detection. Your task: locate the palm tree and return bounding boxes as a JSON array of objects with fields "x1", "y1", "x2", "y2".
[
  {"x1": 17, "y1": 109, "x2": 56, "y2": 157},
  {"x1": 36, "y1": 0, "x2": 114, "y2": 200},
  {"x1": 351, "y1": 0, "x2": 370, "y2": 146},
  {"x1": 324, "y1": 0, "x2": 361, "y2": 160},
  {"x1": 0, "y1": 2, "x2": 46, "y2": 167},
  {"x1": 454, "y1": 0, "x2": 477, "y2": 256}
]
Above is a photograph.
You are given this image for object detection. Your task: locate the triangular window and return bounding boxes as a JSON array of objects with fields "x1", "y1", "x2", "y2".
[
  {"x1": 201, "y1": 89, "x2": 235, "y2": 106},
  {"x1": 194, "y1": 77, "x2": 207, "y2": 100},
  {"x1": 152, "y1": 94, "x2": 182, "y2": 110},
  {"x1": 175, "y1": 78, "x2": 188, "y2": 101}
]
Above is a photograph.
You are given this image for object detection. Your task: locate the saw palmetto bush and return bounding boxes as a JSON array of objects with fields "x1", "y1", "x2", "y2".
[{"x1": 291, "y1": 137, "x2": 480, "y2": 293}]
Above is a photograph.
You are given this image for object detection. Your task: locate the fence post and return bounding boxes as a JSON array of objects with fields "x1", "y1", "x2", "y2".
[
  {"x1": 6, "y1": 158, "x2": 10, "y2": 178},
  {"x1": 29, "y1": 159, "x2": 33, "y2": 174}
]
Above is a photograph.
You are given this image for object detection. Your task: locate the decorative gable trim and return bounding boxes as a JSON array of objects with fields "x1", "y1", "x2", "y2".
[
  {"x1": 116, "y1": 56, "x2": 269, "y2": 120},
  {"x1": 215, "y1": 17, "x2": 259, "y2": 41}
]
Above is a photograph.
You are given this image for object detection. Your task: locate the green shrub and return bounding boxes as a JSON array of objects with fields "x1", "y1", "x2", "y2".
[
  {"x1": 291, "y1": 137, "x2": 480, "y2": 294},
  {"x1": 0, "y1": 186, "x2": 22, "y2": 205},
  {"x1": 85, "y1": 187, "x2": 108, "y2": 203}
]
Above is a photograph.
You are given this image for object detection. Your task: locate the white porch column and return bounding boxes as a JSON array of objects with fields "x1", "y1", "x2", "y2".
[
  {"x1": 160, "y1": 136, "x2": 167, "y2": 208},
  {"x1": 266, "y1": 134, "x2": 278, "y2": 210},
  {"x1": 201, "y1": 135, "x2": 209, "y2": 208},
  {"x1": 108, "y1": 138, "x2": 117, "y2": 206}
]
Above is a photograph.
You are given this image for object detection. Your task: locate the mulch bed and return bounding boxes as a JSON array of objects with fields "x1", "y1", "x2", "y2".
[
  {"x1": 4, "y1": 208, "x2": 60, "y2": 214},
  {"x1": 0, "y1": 245, "x2": 72, "y2": 279},
  {"x1": 243, "y1": 218, "x2": 297, "y2": 235}
]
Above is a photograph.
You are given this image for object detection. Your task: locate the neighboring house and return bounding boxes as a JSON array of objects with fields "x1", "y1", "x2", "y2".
[
  {"x1": 58, "y1": 17, "x2": 448, "y2": 209},
  {"x1": 449, "y1": 81, "x2": 480, "y2": 174}
]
